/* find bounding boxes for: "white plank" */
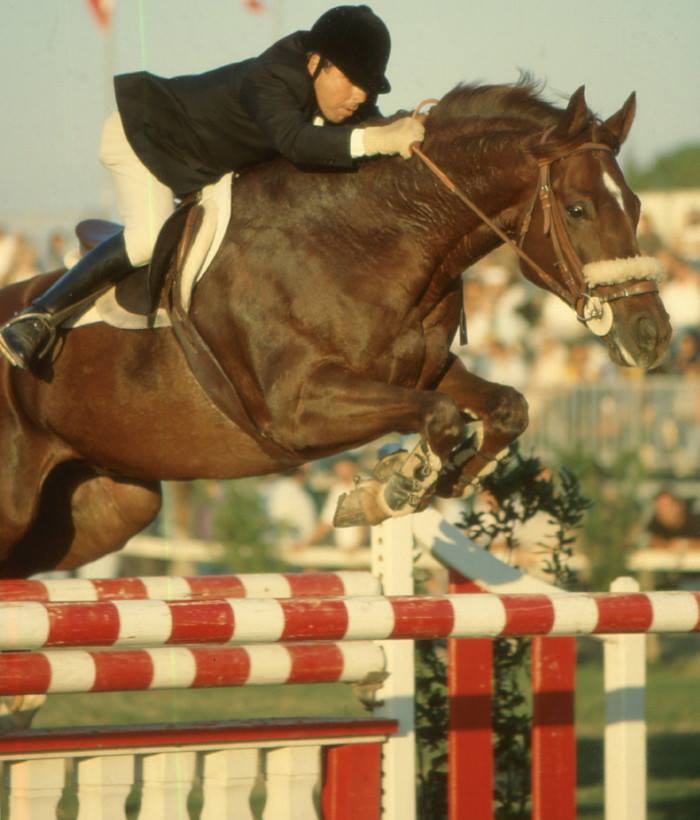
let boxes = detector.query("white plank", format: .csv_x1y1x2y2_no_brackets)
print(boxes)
373,517,416,820
263,746,320,820
138,751,196,819
8,757,65,819
76,754,134,820
200,748,258,820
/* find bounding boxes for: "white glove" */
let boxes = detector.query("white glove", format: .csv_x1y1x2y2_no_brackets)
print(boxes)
363,117,425,159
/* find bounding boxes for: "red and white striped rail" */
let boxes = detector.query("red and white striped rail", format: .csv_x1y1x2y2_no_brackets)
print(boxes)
0,571,379,602
0,641,385,695
2,590,698,650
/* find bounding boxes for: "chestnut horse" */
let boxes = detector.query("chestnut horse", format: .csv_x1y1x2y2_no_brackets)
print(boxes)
0,82,671,576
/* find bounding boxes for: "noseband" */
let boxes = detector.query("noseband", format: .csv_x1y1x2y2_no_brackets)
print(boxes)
411,101,660,336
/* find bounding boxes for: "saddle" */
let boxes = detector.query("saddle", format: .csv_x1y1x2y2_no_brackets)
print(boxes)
70,172,233,331
70,174,292,459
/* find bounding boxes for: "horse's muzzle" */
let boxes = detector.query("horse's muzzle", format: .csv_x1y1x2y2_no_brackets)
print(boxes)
607,308,672,370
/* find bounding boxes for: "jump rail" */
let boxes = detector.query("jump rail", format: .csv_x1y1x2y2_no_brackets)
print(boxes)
1,590,697,652
0,570,380,602
0,510,686,820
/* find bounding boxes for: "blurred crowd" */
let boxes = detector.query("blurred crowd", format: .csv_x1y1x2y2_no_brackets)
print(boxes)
453,208,700,389
0,226,68,288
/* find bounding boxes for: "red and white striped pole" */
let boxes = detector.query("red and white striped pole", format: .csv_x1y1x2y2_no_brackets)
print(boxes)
1,591,698,650
0,641,385,696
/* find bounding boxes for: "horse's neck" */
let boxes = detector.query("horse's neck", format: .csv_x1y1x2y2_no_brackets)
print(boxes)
411,153,531,318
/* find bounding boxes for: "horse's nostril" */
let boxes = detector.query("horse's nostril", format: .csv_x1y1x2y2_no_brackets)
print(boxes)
634,314,659,352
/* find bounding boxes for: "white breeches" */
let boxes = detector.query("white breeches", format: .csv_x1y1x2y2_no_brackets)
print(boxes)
99,111,175,267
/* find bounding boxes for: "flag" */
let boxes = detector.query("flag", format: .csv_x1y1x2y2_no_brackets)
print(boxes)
87,0,115,29
242,0,266,12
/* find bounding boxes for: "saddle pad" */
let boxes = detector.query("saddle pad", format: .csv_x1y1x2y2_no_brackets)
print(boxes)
70,173,233,330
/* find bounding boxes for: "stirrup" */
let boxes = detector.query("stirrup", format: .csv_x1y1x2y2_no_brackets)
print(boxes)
0,310,57,367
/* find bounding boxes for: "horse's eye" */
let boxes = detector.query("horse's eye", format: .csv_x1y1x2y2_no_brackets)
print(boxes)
566,203,587,220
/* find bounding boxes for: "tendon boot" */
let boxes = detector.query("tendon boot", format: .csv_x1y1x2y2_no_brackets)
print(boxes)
0,232,134,368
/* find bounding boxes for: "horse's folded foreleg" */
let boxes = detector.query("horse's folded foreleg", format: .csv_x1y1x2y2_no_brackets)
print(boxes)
287,363,466,458
282,364,467,524
431,354,529,497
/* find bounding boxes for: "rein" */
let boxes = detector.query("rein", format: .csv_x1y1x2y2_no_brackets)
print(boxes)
409,100,659,332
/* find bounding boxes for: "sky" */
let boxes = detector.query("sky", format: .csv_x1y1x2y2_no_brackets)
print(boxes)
1,0,698,237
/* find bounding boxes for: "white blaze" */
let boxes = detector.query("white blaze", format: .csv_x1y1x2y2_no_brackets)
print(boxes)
603,171,626,213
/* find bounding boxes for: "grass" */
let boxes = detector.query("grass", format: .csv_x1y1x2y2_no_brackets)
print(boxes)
21,637,700,818
576,636,700,819
32,681,368,728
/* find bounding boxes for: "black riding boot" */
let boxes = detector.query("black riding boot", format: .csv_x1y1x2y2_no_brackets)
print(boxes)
0,231,134,368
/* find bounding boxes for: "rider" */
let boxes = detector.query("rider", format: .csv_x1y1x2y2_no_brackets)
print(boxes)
0,4,424,369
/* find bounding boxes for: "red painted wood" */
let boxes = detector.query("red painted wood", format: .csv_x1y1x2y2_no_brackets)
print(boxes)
46,601,121,646
0,573,367,602
0,579,49,601
279,599,348,640
531,636,576,820
190,647,251,687
167,600,234,644
390,597,455,638
501,594,555,635
186,575,246,598
286,643,344,683
0,652,52,695
92,649,154,691
286,572,345,598
322,742,383,820
594,593,653,633
0,718,399,754
93,577,149,600
448,570,493,820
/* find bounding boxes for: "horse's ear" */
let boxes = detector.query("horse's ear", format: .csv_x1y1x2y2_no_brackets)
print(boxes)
552,85,589,140
603,92,636,146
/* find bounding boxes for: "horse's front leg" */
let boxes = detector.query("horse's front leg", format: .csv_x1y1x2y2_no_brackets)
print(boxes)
281,363,467,525
432,354,529,497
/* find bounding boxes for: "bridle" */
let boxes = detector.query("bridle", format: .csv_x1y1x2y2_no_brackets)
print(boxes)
410,100,659,334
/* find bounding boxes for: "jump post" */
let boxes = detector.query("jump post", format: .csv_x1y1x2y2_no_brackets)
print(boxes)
0,509,695,819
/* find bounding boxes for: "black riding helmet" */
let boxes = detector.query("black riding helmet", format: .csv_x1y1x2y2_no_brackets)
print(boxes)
307,5,391,95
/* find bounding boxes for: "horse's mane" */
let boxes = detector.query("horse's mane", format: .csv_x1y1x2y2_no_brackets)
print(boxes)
426,76,564,138
237,77,587,214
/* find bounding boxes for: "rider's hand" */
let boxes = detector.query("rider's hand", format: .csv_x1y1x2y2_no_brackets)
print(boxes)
363,117,425,159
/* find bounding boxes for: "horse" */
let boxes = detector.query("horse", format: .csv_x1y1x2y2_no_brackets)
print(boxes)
0,81,671,577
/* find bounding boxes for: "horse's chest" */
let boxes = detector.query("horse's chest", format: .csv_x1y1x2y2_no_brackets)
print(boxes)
385,325,450,387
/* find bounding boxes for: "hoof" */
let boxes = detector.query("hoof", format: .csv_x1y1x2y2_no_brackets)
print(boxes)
333,480,388,527
372,450,407,482
435,431,480,497
334,439,443,527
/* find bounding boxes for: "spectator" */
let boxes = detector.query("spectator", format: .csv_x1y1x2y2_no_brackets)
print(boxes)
0,227,19,287
305,456,369,553
658,250,700,334
263,467,317,550
646,488,700,551
673,208,700,264
0,234,38,286
637,212,665,256
46,230,69,270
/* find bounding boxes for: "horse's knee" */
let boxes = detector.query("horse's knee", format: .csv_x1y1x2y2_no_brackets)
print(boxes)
424,394,466,458
485,387,529,438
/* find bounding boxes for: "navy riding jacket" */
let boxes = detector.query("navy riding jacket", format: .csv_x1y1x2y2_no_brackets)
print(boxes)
114,32,380,197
